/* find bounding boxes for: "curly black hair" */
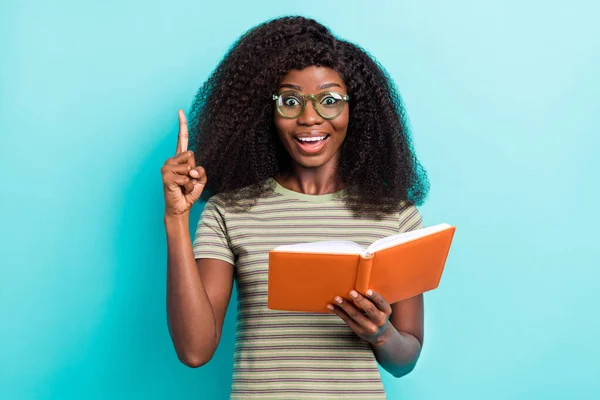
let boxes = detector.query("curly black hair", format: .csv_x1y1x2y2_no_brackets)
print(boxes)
189,16,429,217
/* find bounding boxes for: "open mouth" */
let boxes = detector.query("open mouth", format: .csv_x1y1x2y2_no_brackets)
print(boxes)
295,134,330,143
293,134,330,154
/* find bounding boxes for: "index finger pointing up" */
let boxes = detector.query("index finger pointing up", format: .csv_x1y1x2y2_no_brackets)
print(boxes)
176,109,189,155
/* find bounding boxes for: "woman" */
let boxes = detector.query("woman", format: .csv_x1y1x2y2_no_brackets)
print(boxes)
162,16,429,399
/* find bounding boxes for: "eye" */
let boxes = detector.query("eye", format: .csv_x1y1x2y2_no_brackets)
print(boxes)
284,97,300,107
280,93,302,107
320,94,341,107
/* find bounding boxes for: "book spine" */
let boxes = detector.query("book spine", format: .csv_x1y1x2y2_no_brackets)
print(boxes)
355,254,374,295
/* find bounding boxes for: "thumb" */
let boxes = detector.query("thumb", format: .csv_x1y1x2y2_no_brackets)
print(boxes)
186,180,205,204
189,166,207,185
185,167,207,203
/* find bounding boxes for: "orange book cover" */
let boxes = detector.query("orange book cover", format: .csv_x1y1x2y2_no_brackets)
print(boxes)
267,223,456,313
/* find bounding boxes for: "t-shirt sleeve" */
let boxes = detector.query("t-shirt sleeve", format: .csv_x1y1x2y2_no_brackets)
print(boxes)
192,197,235,265
398,203,424,233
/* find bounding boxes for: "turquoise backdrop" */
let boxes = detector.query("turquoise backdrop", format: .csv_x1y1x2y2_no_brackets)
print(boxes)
1,0,598,399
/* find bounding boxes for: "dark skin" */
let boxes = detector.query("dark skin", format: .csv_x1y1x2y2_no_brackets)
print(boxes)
274,67,348,194
162,66,423,377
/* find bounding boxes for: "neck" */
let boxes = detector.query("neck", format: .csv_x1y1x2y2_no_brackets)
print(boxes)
277,162,345,195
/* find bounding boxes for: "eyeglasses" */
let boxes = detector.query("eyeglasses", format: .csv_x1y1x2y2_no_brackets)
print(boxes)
272,90,350,120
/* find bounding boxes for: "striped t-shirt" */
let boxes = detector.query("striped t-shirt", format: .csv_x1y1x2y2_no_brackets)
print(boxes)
193,178,423,399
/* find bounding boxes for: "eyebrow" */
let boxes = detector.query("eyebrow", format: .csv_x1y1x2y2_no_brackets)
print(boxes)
279,83,302,90
318,82,343,90
279,82,343,91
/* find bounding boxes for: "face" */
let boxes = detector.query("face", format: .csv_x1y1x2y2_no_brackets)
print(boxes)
273,66,349,171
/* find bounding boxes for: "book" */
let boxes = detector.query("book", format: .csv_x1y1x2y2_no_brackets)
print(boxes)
267,223,456,313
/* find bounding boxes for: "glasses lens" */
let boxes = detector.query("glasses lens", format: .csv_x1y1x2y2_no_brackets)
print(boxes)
277,91,304,118
316,92,345,118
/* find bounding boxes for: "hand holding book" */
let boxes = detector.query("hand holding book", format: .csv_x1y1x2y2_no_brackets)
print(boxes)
325,288,394,344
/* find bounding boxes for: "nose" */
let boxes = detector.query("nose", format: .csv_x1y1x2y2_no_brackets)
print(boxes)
297,99,323,126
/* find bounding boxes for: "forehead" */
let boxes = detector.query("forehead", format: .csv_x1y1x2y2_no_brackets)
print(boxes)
279,66,346,91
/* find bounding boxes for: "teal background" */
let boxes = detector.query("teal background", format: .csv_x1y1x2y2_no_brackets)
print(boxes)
1,0,599,399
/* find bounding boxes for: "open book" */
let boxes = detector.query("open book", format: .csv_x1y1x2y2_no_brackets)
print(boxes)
267,223,456,313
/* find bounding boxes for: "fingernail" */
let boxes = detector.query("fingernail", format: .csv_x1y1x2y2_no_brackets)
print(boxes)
349,290,358,298
190,170,198,177
327,304,334,311
366,290,373,296
335,297,342,304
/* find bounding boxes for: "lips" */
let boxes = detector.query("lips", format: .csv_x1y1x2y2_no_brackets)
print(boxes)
295,134,328,143
293,133,331,155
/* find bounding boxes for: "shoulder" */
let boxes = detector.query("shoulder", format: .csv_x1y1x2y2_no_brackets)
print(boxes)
203,192,227,209
198,193,232,227
398,201,424,232
202,178,278,215
201,193,228,215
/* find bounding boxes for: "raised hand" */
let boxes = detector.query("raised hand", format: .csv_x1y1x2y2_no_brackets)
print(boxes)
161,110,207,217
327,289,394,345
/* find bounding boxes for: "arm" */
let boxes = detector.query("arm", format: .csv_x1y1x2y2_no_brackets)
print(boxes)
370,294,424,377
369,203,425,376
162,110,235,368
328,290,424,378
165,213,234,368
330,205,425,376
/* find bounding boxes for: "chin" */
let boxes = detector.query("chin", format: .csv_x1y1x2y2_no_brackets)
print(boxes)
290,154,337,169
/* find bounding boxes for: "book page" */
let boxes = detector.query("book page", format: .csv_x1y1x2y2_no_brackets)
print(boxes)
366,223,453,254
272,240,366,255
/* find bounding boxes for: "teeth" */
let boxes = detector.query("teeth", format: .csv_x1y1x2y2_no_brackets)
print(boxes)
297,136,327,142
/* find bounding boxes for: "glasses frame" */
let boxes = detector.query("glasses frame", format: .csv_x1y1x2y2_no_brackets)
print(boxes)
272,90,350,120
